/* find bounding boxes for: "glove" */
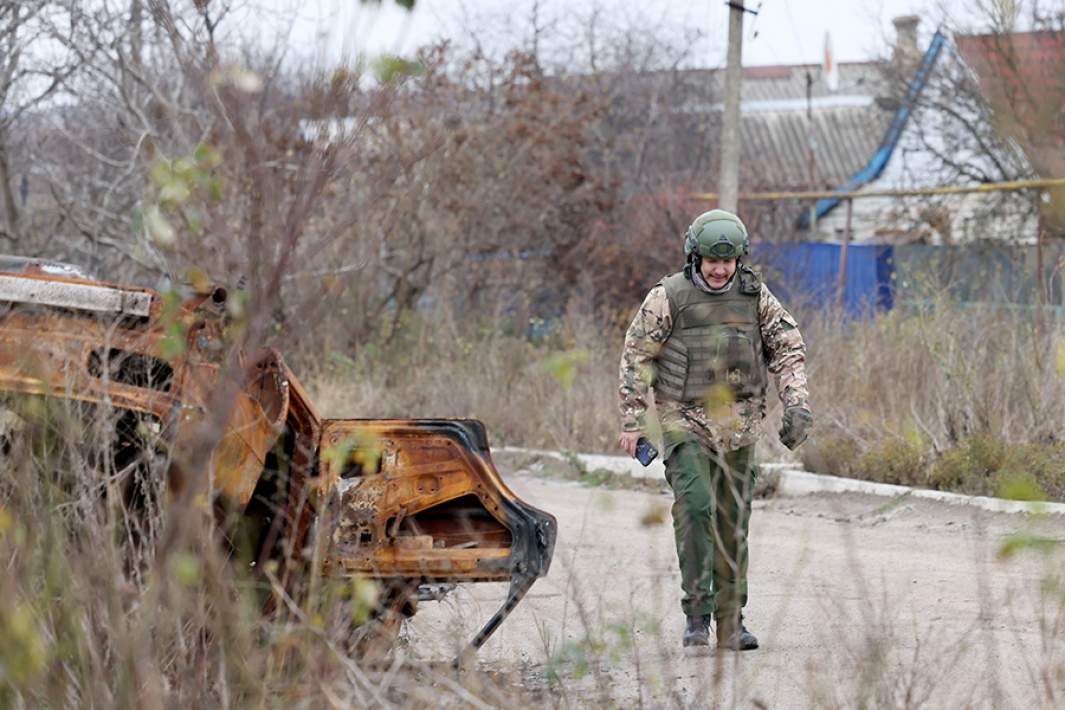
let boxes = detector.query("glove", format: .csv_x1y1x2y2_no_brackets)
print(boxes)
779,406,813,450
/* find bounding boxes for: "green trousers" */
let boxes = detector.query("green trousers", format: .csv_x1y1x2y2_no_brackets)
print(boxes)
664,440,755,618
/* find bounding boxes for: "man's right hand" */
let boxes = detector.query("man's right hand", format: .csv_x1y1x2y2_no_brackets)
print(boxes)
618,431,642,458
779,406,813,450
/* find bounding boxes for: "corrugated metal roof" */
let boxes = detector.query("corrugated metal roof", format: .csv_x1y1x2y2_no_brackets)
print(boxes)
675,61,885,105
739,105,888,187
568,60,893,191
668,62,892,189
634,61,884,109
740,62,885,102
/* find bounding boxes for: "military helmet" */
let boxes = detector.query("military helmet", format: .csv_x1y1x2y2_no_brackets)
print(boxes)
684,209,749,260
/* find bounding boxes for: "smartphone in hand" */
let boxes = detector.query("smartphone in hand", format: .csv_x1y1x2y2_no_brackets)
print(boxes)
634,436,659,466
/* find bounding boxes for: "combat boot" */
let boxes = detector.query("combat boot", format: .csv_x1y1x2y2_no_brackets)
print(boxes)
682,614,711,647
715,613,759,651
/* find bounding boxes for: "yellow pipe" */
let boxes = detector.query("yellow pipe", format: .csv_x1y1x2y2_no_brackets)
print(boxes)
693,177,1065,202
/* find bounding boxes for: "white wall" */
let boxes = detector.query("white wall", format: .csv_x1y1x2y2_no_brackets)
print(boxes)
810,42,1040,245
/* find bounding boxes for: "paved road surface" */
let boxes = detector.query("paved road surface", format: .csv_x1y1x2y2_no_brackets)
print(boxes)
406,467,1065,708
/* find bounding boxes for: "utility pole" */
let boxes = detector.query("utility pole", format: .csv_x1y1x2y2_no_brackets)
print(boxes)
718,1,748,212
805,70,818,233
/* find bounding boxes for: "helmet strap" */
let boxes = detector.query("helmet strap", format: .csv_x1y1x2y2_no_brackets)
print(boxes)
684,253,700,281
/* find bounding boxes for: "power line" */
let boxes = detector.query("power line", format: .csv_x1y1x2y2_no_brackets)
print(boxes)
745,0,764,41
781,0,807,62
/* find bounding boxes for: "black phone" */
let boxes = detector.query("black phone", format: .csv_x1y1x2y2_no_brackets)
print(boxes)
635,436,659,466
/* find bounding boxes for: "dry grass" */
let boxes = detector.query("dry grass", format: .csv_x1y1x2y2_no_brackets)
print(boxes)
3,297,1064,706
301,308,623,455
299,297,1065,502
0,394,537,707
800,298,1065,502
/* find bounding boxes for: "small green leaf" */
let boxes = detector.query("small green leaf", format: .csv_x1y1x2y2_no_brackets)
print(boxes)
145,205,176,247
160,322,187,358
998,533,1060,559
183,207,205,234
170,552,201,586
209,65,263,93
540,349,589,391
640,501,669,527
186,266,211,292
206,176,224,203
0,604,51,688
149,160,173,187
130,207,144,238
328,350,356,371
226,289,248,320
370,54,425,84
194,143,222,169
173,156,196,178
351,577,380,625
351,429,383,472
322,439,355,473
159,179,191,205
547,641,591,682
996,472,1047,502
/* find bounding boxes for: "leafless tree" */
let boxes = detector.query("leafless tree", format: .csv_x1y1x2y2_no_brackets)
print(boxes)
0,1,80,246
879,3,1065,243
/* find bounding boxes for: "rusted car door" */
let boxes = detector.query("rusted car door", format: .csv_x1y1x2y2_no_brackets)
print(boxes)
318,418,557,652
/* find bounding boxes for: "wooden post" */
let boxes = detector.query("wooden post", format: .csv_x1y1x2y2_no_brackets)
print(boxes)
837,198,853,310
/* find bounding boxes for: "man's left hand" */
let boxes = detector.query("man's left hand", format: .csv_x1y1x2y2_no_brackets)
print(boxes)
779,406,813,450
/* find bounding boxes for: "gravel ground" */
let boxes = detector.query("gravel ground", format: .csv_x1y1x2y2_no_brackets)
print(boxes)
404,465,1065,708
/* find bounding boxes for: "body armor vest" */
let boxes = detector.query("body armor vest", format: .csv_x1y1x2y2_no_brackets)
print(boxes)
654,268,767,405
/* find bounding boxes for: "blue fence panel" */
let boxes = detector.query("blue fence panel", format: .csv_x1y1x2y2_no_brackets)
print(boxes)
750,242,895,317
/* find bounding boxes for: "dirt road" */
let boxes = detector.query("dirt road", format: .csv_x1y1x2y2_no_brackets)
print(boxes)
406,466,1065,708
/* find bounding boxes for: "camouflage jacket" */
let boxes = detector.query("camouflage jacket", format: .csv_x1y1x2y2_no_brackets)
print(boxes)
618,273,809,454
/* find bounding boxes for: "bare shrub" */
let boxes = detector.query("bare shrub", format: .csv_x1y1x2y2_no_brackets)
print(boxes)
298,290,1065,504
799,296,1065,499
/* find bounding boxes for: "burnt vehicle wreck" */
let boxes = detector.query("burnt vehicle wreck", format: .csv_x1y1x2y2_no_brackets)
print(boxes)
0,256,556,657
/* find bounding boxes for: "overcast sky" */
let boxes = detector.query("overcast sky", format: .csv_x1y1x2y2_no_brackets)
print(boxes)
264,0,984,70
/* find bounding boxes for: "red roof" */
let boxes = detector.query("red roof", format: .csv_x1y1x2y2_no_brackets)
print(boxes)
742,65,796,80
955,31,1065,174
956,30,1065,101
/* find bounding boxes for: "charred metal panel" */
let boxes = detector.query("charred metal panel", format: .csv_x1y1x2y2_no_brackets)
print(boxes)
0,274,152,317
320,419,556,584
0,314,181,419
0,261,558,657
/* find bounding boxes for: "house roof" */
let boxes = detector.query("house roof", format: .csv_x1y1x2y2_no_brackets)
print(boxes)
670,61,892,188
955,30,1065,110
954,30,1065,176
736,62,884,104
740,102,886,188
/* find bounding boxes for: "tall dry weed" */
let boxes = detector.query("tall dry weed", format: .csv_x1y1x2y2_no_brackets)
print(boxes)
0,387,538,707
299,296,1065,501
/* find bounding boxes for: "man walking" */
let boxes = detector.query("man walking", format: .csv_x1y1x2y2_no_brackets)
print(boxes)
618,209,811,650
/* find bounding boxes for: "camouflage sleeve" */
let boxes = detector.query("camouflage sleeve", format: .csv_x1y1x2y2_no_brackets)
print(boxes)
618,285,672,432
759,284,810,410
